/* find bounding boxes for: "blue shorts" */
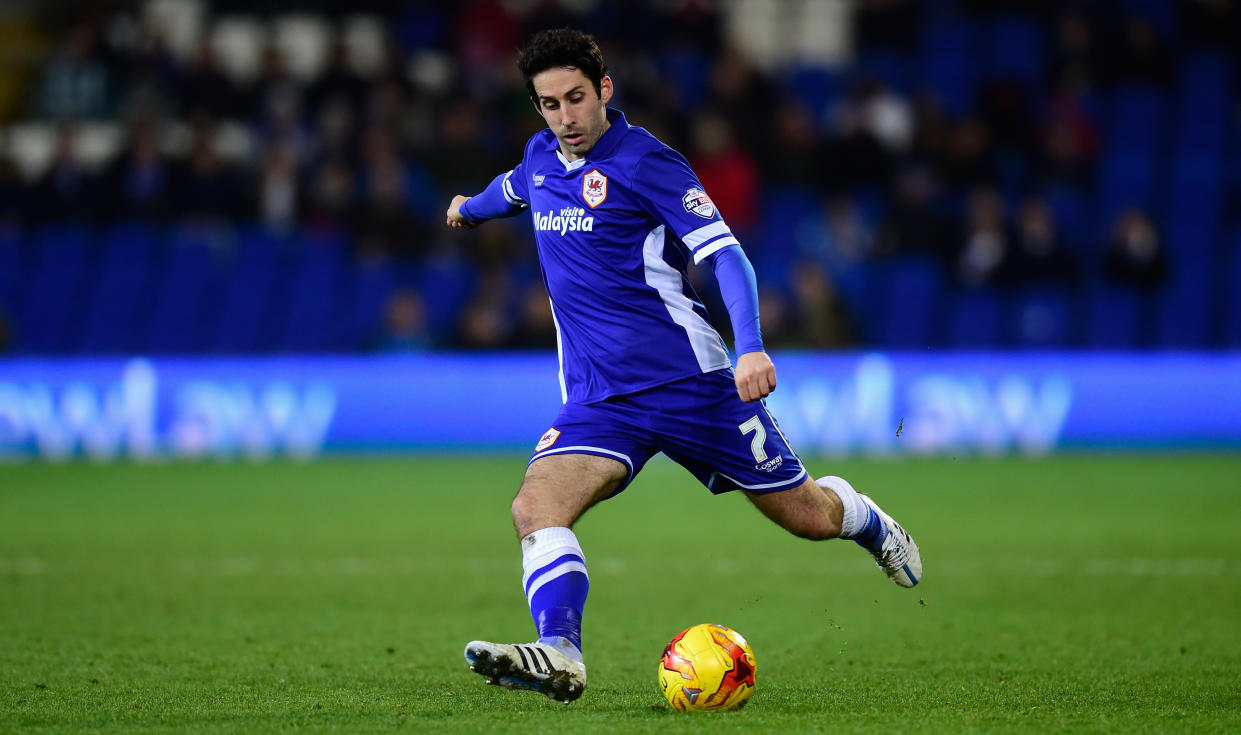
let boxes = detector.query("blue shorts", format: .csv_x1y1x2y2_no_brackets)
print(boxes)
528,369,807,495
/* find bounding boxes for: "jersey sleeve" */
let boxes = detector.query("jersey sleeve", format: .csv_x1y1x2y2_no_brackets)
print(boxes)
631,147,741,264
458,164,530,223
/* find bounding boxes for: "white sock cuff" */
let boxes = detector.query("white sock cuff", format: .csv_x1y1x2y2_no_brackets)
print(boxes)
521,526,585,570
817,475,863,538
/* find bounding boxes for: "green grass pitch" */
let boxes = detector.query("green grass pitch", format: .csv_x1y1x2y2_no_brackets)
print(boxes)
2,454,1240,734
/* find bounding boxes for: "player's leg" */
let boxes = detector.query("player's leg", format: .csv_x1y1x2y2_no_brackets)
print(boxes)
466,402,653,703
746,475,922,587
512,452,626,659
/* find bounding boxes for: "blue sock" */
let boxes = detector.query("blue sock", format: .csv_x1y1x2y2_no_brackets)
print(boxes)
852,503,887,552
521,527,589,660
818,475,888,552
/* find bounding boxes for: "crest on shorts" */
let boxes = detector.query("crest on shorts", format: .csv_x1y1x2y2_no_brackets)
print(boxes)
682,188,715,218
582,169,607,208
535,427,561,452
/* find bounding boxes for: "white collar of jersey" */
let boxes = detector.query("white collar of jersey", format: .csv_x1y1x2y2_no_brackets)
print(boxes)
556,152,588,171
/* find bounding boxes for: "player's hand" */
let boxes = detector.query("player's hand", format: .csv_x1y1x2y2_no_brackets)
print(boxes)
446,195,478,229
735,351,776,403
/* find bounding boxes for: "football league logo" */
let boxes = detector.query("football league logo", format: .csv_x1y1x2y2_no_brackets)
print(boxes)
582,170,608,208
683,188,716,218
535,427,561,452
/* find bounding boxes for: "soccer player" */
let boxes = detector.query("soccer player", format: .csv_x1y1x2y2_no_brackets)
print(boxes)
445,28,921,704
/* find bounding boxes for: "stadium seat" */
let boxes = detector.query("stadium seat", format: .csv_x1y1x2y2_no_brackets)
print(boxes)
1165,154,1223,237
858,50,912,93
345,259,396,350
1006,286,1073,348
275,230,347,351
783,65,845,120
985,15,1043,82
77,224,159,353
271,14,332,82
1096,152,1155,227
1085,283,1147,349
944,287,1002,348
1155,262,1212,348
0,226,19,313
864,255,945,349
210,16,265,83
919,17,976,116
209,227,283,353
1225,234,1241,348
1106,85,1166,155
16,226,88,353
142,231,217,353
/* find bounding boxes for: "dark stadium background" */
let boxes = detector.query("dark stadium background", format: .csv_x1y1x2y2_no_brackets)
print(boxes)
1,0,1238,355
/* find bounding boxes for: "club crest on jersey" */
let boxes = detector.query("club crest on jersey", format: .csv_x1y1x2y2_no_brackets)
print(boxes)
682,188,715,218
582,169,607,208
535,427,561,452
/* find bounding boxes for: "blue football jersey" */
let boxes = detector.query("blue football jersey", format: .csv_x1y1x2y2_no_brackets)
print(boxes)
466,109,745,404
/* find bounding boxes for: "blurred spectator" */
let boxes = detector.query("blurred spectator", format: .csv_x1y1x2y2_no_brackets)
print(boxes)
687,110,759,234
1049,10,1100,92
941,117,997,189
356,124,432,261
510,283,557,350
1105,210,1168,289
877,164,954,260
0,153,26,226
853,0,921,51
788,263,854,347
1038,84,1099,190
1104,16,1173,87
100,118,173,223
999,196,1076,284
371,286,431,352
0,306,10,353
1181,0,1241,51
797,194,876,271
761,100,825,190
309,40,367,117
112,29,178,122
178,40,236,118
249,46,308,157
304,155,358,231
825,77,906,190
706,45,778,161
954,187,1009,286
173,126,245,223
36,23,110,120
457,267,521,349
29,126,96,223
252,143,301,233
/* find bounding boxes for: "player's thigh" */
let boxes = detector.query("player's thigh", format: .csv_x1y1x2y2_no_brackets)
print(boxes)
744,475,842,540
513,453,629,534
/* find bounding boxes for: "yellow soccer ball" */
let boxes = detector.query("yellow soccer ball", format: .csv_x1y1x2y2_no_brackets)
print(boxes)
658,623,756,712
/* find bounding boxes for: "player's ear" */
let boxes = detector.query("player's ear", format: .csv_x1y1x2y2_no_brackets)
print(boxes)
599,75,613,105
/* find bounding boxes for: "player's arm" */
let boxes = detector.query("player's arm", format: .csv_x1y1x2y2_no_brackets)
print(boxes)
445,169,529,229
705,245,776,403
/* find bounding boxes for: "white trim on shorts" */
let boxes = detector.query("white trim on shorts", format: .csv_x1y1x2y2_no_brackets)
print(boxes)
529,445,636,486
709,466,808,493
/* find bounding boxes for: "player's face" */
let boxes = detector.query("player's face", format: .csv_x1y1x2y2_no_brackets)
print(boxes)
532,67,613,161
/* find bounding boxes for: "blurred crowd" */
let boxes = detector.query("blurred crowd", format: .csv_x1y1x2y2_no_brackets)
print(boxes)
1,0,1239,353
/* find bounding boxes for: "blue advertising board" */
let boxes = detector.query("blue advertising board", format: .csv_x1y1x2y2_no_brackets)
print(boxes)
0,352,1237,460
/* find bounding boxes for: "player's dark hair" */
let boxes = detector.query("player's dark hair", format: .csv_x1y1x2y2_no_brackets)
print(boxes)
517,28,608,103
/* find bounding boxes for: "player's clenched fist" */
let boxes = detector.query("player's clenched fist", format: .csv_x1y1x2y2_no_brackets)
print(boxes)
734,351,776,402
446,195,478,229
